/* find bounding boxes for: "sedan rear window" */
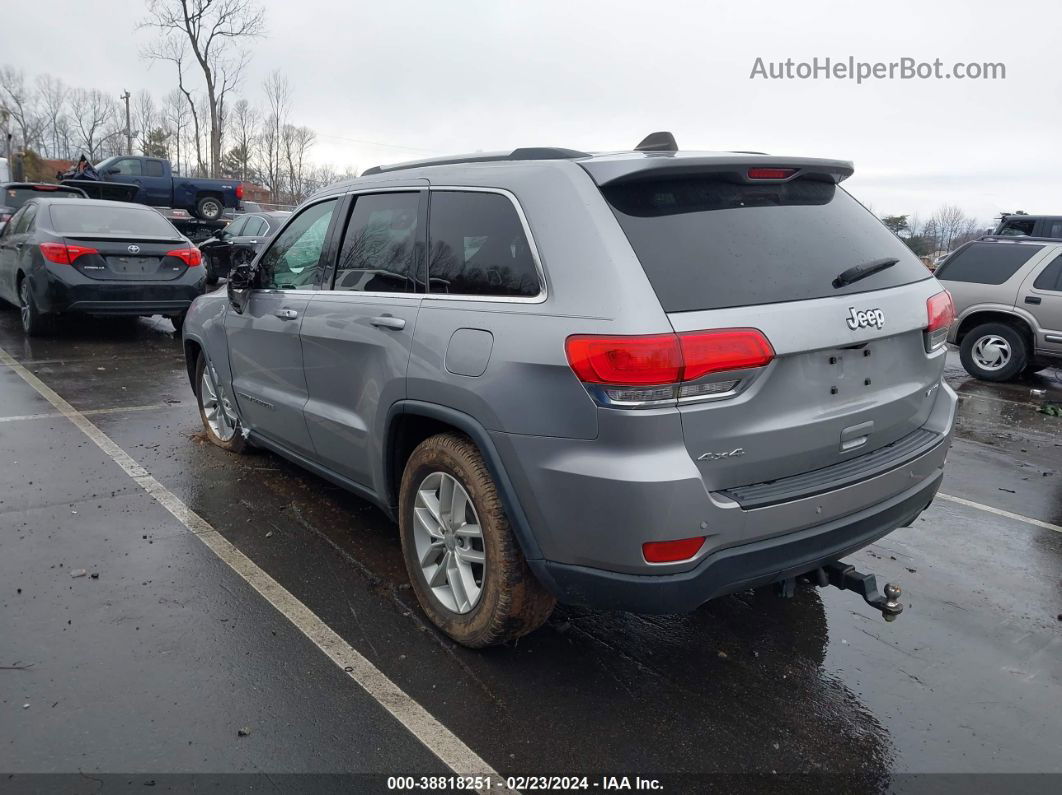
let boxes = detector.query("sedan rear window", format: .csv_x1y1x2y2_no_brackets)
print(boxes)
602,177,930,312
48,204,180,238
4,185,84,210
934,242,1041,285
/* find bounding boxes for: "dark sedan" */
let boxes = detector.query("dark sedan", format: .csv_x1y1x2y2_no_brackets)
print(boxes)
1,182,88,231
199,210,290,284
0,198,206,335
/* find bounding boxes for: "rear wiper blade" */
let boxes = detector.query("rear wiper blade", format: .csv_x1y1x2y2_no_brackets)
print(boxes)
832,257,899,289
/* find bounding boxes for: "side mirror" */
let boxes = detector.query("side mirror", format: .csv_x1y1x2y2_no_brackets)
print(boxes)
105,167,121,175
227,262,256,313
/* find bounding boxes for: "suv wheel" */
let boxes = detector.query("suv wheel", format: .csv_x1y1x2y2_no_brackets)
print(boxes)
194,352,247,453
959,322,1028,382
398,433,555,647
19,277,53,337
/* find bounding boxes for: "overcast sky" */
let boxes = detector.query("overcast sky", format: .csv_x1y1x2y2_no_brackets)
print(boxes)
6,0,1060,224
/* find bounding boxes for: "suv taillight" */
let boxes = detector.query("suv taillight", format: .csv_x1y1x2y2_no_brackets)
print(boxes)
925,290,956,352
565,328,774,407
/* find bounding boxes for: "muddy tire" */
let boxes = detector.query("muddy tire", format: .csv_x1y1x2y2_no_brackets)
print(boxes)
959,322,1028,382
194,352,248,453
399,433,555,647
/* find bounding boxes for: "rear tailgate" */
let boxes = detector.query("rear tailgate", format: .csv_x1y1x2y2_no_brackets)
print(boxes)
595,159,947,494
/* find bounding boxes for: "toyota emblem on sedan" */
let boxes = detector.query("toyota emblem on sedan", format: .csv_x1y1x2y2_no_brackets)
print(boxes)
127,245,141,254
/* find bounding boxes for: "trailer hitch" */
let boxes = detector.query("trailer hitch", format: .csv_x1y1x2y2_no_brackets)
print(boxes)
813,561,904,621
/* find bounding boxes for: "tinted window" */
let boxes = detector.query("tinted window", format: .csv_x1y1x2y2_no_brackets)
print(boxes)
996,219,1035,236
258,199,337,290
935,242,1041,285
333,192,421,293
225,216,248,236
603,178,929,312
1032,255,1062,291
49,204,180,237
13,204,36,234
110,159,142,177
3,185,83,210
1049,221,1062,239
144,160,165,178
244,217,268,237
427,191,540,297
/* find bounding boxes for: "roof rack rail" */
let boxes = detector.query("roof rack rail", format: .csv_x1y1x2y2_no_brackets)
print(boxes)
361,147,589,176
978,234,1061,244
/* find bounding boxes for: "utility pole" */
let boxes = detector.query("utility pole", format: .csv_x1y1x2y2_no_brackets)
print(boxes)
121,90,133,155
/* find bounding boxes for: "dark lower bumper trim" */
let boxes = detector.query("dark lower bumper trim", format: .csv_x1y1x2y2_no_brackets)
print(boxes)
530,470,943,613
65,300,192,316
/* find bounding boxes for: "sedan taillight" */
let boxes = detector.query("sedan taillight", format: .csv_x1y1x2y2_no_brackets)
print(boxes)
166,247,202,266
39,242,98,264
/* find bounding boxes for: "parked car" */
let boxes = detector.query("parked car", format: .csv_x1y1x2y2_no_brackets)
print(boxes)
936,238,1062,380
993,214,1062,239
1,182,88,232
62,155,243,221
0,198,206,335
199,211,291,285
182,138,957,647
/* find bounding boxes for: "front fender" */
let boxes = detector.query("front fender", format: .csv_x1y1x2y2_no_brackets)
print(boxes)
183,291,233,395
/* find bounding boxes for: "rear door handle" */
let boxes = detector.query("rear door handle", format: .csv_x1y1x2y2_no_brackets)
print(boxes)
370,315,406,330
274,308,299,320
1025,296,1042,305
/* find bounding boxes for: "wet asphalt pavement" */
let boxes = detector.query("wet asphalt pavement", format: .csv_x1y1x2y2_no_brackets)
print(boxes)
1,308,1060,789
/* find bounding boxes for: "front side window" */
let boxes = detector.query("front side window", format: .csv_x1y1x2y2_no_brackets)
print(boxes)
333,192,422,293
427,191,540,297
110,159,143,177
258,199,337,290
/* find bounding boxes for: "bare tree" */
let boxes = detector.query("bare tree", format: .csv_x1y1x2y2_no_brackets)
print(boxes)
69,88,117,160
226,97,258,181
132,89,158,154
283,124,315,201
0,66,45,152
163,88,190,174
257,70,290,200
36,74,69,158
140,0,265,177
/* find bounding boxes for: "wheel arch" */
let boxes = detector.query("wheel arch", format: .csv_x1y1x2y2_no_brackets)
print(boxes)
955,309,1035,348
384,401,543,561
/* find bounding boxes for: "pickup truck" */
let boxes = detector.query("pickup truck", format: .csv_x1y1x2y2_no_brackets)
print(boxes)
65,156,243,222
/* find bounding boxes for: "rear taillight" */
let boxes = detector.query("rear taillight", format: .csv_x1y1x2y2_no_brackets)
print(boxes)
39,242,98,264
166,247,202,266
747,168,796,180
643,536,706,564
235,183,244,200
924,290,956,352
565,328,774,407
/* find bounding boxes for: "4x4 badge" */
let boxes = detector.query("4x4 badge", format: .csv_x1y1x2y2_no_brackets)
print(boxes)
846,307,885,330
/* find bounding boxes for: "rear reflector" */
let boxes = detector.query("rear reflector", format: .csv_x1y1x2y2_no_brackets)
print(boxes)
39,242,98,264
924,290,956,352
166,247,202,266
565,329,774,387
643,536,706,563
747,168,796,180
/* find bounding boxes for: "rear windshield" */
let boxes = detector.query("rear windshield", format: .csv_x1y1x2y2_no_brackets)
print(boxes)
602,177,930,312
48,204,179,238
934,242,1042,285
4,185,83,210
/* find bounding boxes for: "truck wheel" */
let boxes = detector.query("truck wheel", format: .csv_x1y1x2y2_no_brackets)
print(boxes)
194,352,247,453
398,433,555,648
195,196,223,222
959,322,1028,382
19,276,53,337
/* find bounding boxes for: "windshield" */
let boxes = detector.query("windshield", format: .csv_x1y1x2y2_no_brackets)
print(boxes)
49,204,181,238
4,185,84,210
602,177,931,312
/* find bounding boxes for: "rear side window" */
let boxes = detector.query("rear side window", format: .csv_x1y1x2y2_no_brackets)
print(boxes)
602,177,929,312
49,204,180,237
1048,221,1062,239
245,217,267,237
996,218,1035,236
144,160,165,178
935,242,1041,285
333,192,422,293
427,191,540,298
1033,255,1062,291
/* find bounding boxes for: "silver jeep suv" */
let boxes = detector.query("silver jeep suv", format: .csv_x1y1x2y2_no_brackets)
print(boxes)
183,136,958,647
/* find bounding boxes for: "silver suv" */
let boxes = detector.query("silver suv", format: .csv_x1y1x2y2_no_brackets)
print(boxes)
183,138,957,647
936,237,1062,380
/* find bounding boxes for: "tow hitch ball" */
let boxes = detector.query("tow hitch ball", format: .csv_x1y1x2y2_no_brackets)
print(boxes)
780,561,904,621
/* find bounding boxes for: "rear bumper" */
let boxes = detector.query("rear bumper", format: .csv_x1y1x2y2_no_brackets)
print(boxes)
531,469,942,613
34,263,205,316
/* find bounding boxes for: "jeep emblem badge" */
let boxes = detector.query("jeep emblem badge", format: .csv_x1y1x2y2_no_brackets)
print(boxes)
846,307,885,330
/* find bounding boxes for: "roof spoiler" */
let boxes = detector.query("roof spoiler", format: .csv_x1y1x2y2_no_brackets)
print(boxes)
581,155,855,186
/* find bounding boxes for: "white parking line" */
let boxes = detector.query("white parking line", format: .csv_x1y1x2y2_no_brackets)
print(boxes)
937,492,1062,535
0,344,512,795
0,402,189,423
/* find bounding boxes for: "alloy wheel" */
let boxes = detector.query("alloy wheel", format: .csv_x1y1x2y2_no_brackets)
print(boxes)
412,471,486,614
18,280,30,332
200,366,237,442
